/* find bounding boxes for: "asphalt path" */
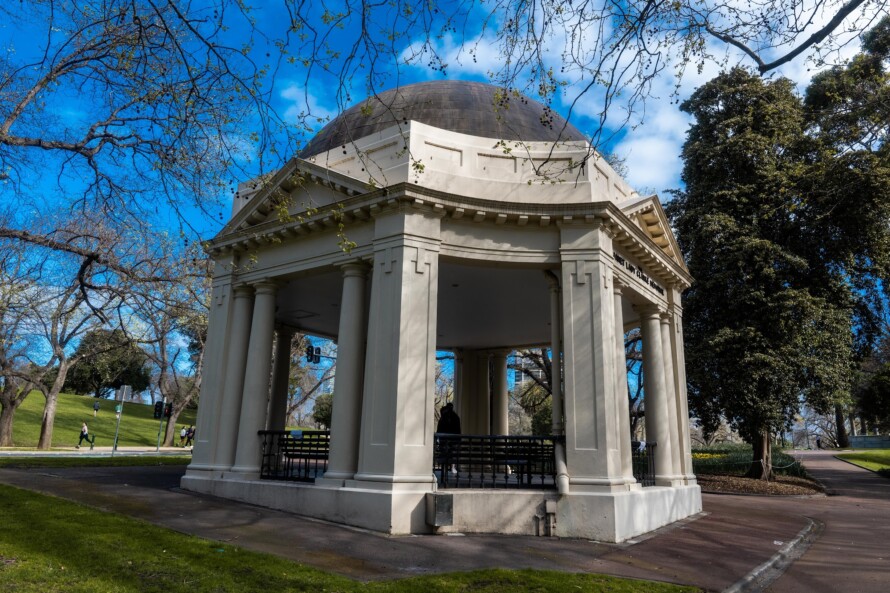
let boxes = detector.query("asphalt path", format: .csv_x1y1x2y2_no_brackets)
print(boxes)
0,449,886,592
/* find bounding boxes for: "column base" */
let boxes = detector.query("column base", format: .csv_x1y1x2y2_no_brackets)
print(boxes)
227,465,261,480
568,476,632,493
655,474,687,487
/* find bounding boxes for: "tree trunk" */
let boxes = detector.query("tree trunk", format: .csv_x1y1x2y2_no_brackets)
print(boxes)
38,363,71,449
746,430,772,480
0,385,29,446
37,392,58,449
163,413,180,447
834,404,850,448
849,412,857,437
0,401,18,447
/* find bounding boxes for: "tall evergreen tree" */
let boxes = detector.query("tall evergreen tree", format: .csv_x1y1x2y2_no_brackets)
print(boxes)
667,68,855,478
803,17,890,441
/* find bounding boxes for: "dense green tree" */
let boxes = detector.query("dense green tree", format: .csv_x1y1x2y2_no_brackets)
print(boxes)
801,18,890,447
667,68,856,479
312,392,333,430
64,329,151,399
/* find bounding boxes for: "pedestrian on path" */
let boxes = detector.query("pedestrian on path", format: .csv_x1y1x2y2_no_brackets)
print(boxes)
77,422,95,450
185,426,195,447
179,425,188,447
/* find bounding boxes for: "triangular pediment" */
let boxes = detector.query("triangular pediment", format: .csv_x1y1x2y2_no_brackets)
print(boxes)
621,194,687,271
219,158,372,238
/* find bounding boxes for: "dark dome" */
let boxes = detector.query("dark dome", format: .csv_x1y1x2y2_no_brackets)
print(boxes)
299,80,587,158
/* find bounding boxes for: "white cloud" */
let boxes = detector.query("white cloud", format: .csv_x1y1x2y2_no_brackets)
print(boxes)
280,83,337,131
399,32,503,79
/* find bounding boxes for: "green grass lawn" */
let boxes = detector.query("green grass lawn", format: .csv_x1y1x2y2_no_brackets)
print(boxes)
835,449,890,476
0,483,699,593
5,391,197,449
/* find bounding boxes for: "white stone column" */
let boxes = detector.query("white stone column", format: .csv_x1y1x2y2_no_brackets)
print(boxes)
267,326,296,432
474,351,491,434
491,351,509,435
668,287,695,483
323,262,369,482
212,284,255,470
639,306,677,486
560,224,625,491
452,350,463,420
353,210,441,499
661,313,683,479
613,284,637,487
459,350,478,433
546,273,564,435
188,266,234,472
231,281,278,476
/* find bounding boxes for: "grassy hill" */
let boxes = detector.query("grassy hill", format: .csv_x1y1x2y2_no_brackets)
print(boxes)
6,391,198,449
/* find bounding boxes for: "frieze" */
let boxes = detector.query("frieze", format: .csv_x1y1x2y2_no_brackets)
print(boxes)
612,252,665,295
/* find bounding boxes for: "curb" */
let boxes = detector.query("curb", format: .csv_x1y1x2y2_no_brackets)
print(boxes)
721,517,823,593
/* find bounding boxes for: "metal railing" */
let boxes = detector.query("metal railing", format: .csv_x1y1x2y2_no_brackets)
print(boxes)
631,441,656,487
259,430,329,482
256,429,655,489
434,434,560,489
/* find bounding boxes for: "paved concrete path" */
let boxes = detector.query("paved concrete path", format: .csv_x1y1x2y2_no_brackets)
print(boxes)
763,450,890,593
0,449,886,592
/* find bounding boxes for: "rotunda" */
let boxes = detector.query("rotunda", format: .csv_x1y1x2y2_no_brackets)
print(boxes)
182,80,701,542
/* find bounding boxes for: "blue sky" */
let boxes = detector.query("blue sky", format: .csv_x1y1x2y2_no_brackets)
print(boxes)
0,2,876,243
253,3,874,205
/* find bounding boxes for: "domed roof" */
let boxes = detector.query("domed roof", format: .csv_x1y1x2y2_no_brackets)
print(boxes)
299,80,587,158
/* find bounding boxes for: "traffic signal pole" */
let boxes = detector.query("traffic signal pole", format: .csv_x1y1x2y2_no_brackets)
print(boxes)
111,385,130,458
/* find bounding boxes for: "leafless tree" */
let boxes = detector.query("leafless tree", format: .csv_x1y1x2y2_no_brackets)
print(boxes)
285,334,335,427
130,242,210,445
0,242,41,445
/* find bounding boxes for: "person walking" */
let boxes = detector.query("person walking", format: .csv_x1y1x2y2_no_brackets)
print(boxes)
93,400,100,417
179,425,188,447
77,422,95,450
436,402,461,475
184,426,195,447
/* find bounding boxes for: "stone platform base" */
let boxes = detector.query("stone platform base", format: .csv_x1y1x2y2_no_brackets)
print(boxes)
181,470,701,543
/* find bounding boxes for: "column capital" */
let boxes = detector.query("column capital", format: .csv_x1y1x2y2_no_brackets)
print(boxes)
251,279,280,295
544,270,561,291
660,312,672,325
338,260,370,277
613,278,626,295
232,284,255,298
634,303,663,319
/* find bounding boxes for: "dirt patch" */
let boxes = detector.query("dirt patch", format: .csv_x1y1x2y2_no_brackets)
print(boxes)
697,474,824,496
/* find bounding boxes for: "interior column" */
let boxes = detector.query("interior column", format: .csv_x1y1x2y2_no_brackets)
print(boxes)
491,351,509,435
231,281,278,476
323,262,369,482
458,350,478,433
668,286,695,483
613,283,637,487
474,351,491,434
546,272,564,435
452,350,463,420
213,284,254,470
660,312,683,479
639,305,677,486
267,326,296,431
